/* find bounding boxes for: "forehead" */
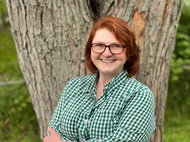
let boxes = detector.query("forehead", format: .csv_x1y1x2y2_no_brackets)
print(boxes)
92,28,120,44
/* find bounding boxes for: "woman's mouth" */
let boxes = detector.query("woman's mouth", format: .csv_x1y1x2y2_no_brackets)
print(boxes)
100,59,116,63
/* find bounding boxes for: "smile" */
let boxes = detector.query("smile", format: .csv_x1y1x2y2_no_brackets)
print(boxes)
100,59,116,63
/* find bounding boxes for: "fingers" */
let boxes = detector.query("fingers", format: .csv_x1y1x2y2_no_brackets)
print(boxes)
44,127,63,142
47,127,56,135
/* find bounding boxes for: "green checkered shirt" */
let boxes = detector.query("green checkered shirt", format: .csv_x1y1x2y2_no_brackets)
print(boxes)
49,70,156,142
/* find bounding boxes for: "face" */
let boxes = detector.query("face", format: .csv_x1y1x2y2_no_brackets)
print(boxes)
91,28,127,77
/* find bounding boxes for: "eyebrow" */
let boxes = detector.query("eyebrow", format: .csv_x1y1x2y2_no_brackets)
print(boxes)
92,41,121,44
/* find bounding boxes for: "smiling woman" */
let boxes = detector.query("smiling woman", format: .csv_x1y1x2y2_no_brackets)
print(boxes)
44,16,156,142
85,17,140,78
90,28,128,83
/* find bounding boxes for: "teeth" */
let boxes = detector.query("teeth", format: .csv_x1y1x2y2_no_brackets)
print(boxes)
101,59,115,62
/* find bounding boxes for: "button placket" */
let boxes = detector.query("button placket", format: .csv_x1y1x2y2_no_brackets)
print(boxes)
84,119,88,125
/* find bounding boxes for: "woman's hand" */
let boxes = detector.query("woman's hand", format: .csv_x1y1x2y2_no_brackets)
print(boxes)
43,127,67,142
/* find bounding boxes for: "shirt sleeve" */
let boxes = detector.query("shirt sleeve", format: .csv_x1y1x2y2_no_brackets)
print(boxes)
48,82,70,141
86,88,156,142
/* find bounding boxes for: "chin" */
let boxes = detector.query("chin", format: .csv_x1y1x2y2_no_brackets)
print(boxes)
100,70,117,75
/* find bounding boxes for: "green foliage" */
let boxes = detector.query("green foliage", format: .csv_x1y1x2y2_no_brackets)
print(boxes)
164,0,190,141
0,84,41,142
0,29,21,81
167,0,190,115
0,0,6,13
0,28,41,142
0,0,9,28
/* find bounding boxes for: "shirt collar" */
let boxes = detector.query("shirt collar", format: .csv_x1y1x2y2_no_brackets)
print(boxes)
83,72,97,94
103,70,128,91
83,70,128,94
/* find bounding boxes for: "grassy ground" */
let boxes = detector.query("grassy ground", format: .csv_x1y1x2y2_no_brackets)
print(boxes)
0,29,21,81
164,110,190,142
0,28,41,142
0,28,189,141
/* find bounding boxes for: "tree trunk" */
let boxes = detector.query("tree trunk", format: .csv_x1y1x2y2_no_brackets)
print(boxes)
5,0,182,141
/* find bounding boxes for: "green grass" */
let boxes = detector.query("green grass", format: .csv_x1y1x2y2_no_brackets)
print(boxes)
0,28,41,142
164,74,190,142
0,29,21,81
164,115,190,142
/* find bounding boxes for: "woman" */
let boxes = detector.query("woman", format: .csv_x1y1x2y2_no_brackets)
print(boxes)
44,16,156,142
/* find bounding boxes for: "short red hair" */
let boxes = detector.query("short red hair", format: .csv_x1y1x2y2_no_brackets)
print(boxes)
85,16,140,77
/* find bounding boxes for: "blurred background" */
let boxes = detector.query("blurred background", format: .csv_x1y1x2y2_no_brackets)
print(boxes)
0,0,189,142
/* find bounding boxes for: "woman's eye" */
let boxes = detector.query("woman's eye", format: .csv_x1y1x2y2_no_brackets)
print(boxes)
96,44,104,47
112,44,121,48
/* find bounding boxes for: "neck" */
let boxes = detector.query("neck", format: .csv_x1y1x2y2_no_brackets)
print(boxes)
98,73,114,86
96,73,114,100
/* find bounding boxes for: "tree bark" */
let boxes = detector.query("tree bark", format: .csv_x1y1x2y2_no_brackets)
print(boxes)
6,0,182,141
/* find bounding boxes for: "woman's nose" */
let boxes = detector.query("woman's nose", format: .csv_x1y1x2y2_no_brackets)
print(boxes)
102,47,113,56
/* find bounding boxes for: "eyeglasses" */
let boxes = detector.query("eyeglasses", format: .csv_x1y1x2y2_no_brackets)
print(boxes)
91,43,126,54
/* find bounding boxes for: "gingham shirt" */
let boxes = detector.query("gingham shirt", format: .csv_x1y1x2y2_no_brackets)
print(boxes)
49,70,156,142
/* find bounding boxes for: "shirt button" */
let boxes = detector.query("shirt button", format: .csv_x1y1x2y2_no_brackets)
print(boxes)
84,119,88,125
80,138,86,142
100,109,105,113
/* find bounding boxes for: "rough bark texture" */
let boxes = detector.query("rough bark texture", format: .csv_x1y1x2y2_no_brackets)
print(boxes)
6,0,182,141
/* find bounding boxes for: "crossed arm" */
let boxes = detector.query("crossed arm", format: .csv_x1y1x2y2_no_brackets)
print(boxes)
43,127,67,142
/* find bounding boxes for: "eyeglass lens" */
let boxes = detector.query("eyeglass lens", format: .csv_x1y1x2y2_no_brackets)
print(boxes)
92,43,125,54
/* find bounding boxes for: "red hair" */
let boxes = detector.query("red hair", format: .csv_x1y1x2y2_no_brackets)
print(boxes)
85,16,140,77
